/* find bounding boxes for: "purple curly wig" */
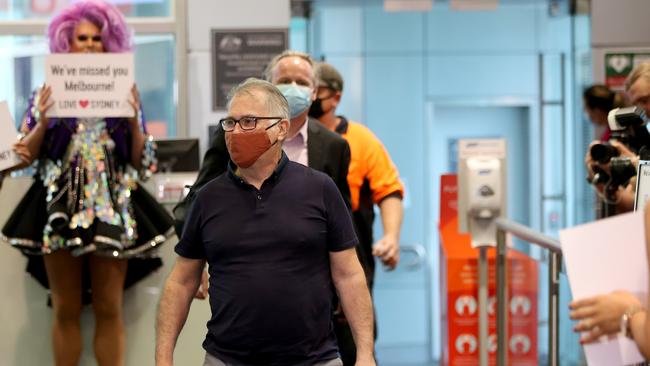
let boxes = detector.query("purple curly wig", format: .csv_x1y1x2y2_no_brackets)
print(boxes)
47,1,132,53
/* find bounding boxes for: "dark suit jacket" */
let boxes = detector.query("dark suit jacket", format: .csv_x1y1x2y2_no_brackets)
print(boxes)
172,117,351,236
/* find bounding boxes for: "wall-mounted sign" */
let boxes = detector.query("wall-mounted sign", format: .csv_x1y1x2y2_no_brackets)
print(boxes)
211,29,288,111
605,52,650,91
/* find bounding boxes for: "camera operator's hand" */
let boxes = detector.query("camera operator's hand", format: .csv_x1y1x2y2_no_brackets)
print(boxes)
587,140,638,178
610,140,640,168
609,179,636,213
585,140,611,189
585,140,600,182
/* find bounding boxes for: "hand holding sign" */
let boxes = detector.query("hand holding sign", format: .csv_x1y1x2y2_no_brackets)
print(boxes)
127,84,142,129
12,141,32,167
45,53,135,118
0,101,24,172
33,84,54,126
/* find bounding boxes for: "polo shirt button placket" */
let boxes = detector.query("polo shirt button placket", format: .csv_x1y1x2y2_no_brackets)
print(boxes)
256,193,262,200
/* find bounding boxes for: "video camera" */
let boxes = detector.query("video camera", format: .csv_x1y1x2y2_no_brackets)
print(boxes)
589,106,646,164
589,157,637,186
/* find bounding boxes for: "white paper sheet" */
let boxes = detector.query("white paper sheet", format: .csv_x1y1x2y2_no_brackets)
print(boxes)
45,53,134,118
560,210,648,366
0,101,21,172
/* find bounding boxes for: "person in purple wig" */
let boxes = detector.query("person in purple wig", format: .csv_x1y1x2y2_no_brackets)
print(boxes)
47,0,132,54
2,2,173,365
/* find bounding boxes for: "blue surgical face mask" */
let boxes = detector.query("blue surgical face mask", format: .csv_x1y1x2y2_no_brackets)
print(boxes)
276,83,312,119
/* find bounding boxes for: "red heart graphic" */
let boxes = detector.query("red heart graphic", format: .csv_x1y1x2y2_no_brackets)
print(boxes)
79,100,89,108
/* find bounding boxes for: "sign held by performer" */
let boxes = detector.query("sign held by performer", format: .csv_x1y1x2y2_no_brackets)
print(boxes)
0,101,22,172
45,53,134,118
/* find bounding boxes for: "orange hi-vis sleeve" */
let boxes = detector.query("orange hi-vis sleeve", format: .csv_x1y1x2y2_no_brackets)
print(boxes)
342,121,404,211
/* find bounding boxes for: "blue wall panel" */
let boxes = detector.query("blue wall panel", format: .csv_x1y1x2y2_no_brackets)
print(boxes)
364,5,424,54
426,54,538,97
365,55,425,248
321,55,365,122
425,3,538,52
537,11,573,52
312,5,363,56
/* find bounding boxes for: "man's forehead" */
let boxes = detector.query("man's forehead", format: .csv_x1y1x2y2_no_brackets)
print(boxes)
275,56,311,73
229,93,267,114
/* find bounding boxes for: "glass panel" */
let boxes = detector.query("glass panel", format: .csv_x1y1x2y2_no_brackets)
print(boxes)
543,199,563,239
543,104,564,197
0,34,176,136
0,35,47,127
542,53,563,103
134,34,176,137
0,0,171,20
572,14,595,226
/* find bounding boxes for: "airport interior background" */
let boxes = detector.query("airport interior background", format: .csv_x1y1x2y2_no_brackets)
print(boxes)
0,0,643,365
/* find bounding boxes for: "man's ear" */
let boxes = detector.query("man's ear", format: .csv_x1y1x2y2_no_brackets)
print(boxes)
310,86,318,101
332,91,342,107
277,119,290,141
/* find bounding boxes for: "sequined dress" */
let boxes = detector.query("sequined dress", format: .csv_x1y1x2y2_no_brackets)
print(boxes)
1,102,173,290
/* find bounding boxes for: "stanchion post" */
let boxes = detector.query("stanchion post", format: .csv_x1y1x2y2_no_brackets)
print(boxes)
478,246,489,366
549,251,561,366
496,228,508,366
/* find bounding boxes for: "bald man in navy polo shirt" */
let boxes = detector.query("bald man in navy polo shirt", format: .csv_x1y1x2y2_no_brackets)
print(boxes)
155,78,375,366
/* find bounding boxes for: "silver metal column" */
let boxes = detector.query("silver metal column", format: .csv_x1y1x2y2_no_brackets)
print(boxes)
478,246,489,366
496,228,508,366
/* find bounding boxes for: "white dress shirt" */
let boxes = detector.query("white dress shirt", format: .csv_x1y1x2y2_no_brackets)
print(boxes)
282,117,309,166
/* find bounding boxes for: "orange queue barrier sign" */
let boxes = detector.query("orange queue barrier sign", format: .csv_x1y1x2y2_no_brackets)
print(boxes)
439,175,538,365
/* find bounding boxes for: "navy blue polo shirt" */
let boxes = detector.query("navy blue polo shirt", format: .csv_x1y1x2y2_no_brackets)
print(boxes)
175,153,358,365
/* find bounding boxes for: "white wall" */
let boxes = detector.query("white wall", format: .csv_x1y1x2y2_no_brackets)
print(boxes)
591,0,650,48
591,0,650,83
186,0,290,154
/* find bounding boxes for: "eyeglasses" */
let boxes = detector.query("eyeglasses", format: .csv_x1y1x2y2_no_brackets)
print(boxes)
220,116,283,132
77,35,102,43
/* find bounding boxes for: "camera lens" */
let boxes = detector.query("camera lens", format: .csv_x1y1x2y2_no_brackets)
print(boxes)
609,157,637,186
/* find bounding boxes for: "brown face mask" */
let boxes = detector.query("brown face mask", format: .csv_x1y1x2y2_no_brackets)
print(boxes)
226,122,280,168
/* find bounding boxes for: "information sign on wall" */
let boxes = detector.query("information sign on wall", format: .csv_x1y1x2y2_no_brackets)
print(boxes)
605,52,650,91
211,29,288,110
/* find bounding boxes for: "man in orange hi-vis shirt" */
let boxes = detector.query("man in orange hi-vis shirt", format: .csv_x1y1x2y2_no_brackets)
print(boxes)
310,62,405,366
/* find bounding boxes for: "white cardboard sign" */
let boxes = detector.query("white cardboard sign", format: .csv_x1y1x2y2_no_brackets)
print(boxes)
560,210,648,365
0,101,22,171
45,53,134,118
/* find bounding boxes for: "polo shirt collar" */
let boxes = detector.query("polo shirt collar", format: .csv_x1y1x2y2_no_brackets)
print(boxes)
227,151,290,187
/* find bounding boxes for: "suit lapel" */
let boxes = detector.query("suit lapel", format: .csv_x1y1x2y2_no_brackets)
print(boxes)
307,118,325,170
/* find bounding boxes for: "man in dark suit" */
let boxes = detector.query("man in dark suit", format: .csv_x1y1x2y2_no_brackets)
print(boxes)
173,50,351,241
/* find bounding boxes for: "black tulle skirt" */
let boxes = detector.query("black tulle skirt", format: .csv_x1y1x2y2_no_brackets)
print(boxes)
1,179,173,291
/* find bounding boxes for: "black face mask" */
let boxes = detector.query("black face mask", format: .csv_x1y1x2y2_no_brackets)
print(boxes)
308,98,326,119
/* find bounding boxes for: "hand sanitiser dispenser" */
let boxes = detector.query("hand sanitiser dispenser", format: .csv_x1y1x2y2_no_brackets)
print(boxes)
457,139,507,248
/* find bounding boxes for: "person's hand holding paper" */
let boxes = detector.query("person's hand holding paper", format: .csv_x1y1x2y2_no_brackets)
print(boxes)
0,101,24,172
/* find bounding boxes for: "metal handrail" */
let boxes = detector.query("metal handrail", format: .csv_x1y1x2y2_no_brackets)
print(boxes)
495,218,562,253
494,218,562,366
